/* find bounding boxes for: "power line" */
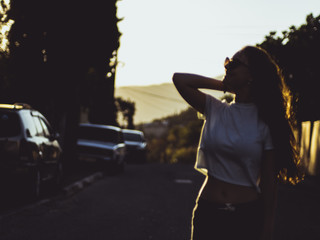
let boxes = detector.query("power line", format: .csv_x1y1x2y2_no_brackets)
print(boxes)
120,87,185,103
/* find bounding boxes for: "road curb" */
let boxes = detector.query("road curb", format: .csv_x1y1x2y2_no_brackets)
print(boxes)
62,172,104,196
0,172,104,219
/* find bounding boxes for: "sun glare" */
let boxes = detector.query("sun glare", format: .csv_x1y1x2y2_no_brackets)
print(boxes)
0,0,14,53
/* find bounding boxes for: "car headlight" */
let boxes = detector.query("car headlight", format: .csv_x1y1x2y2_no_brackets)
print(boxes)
137,143,146,150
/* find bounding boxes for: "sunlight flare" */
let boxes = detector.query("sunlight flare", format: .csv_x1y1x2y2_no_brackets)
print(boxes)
0,0,14,53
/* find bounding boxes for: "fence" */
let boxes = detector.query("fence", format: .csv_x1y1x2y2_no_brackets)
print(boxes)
300,121,320,176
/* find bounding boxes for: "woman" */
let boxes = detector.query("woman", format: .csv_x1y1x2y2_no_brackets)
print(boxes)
172,46,303,240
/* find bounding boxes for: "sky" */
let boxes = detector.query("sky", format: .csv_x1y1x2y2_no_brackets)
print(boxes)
115,0,320,87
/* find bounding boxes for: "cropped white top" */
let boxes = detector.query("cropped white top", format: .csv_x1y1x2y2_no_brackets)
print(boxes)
196,94,274,192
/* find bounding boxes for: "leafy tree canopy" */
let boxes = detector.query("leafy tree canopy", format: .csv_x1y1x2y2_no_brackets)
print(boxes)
258,13,320,122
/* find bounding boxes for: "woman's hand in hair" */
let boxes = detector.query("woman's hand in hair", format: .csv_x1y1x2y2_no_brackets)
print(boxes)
172,73,224,114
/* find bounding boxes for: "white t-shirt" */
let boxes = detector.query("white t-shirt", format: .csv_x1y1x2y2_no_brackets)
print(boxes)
196,94,274,192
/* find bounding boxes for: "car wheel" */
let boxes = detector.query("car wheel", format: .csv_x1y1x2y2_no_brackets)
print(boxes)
52,162,63,192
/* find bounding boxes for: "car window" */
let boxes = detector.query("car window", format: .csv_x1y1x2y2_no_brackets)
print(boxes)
0,111,21,137
78,126,119,143
21,111,38,137
39,118,51,138
32,116,45,137
123,132,144,142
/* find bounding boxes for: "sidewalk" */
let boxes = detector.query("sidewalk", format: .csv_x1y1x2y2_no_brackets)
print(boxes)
60,163,104,196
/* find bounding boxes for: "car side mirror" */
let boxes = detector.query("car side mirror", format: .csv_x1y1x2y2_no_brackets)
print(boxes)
50,132,60,141
55,132,60,139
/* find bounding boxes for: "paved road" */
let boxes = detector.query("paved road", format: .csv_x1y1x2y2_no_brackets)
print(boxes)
0,163,204,240
0,163,319,240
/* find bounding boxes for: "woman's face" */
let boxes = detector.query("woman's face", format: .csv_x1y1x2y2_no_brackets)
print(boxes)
223,50,253,92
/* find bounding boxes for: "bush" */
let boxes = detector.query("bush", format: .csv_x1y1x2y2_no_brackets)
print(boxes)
144,107,203,164
170,146,197,164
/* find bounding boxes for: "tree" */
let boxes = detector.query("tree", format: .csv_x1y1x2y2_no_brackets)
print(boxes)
115,97,135,129
1,0,121,166
0,0,13,96
258,13,320,122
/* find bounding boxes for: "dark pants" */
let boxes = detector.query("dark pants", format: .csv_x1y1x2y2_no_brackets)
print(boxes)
191,197,263,240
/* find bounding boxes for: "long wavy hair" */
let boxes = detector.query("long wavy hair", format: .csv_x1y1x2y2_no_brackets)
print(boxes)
242,45,304,184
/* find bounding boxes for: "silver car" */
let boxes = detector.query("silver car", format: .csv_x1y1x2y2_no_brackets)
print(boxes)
76,123,126,173
0,103,62,199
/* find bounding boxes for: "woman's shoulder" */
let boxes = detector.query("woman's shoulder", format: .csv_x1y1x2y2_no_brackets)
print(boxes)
204,94,228,116
205,94,229,108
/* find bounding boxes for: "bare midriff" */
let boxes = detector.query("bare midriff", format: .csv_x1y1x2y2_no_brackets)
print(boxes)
199,175,260,204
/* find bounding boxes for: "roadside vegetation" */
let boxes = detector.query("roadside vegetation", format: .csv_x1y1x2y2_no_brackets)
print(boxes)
142,94,234,164
144,107,202,164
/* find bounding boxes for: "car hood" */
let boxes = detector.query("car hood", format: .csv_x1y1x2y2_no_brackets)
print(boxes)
77,139,118,150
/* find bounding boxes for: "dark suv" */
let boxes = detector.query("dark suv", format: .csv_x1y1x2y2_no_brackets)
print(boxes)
123,129,147,163
0,103,62,199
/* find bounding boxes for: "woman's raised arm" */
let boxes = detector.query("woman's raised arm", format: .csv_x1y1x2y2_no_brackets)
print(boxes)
172,73,225,114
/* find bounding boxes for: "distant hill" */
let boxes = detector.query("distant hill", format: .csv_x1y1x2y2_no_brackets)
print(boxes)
115,81,225,124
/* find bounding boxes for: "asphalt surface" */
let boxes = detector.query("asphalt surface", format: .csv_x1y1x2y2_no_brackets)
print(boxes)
0,163,319,240
0,163,204,240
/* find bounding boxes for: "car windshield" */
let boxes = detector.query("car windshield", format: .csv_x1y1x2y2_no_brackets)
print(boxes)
78,126,119,143
0,111,21,137
123,132,144,142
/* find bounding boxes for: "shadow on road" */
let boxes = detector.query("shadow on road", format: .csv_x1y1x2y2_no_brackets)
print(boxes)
0,162,101,216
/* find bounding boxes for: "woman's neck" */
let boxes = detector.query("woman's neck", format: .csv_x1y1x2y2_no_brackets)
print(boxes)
235,88,253,103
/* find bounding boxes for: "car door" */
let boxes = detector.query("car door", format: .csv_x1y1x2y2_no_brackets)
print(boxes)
38,116,61,163
32,114,60,180
117,130,126,162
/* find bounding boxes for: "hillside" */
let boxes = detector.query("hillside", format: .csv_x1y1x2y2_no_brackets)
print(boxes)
115,81,225,124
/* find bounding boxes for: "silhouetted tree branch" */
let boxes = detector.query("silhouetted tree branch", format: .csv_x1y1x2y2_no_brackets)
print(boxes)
258,13,320,122
115,97,135,129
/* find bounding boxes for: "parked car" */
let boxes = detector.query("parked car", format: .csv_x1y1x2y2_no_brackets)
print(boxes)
76,123,126,173
122,129,147,163
0,103,63,199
